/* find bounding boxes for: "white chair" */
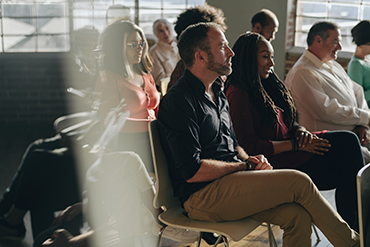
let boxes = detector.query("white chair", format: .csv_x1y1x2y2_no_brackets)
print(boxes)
357,163,370,247
148,119,278,247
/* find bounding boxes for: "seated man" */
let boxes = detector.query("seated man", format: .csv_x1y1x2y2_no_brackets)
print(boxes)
285,21,370,163
250,8,279,42
157,22,359,246
168,7,279,91
167,3,227,91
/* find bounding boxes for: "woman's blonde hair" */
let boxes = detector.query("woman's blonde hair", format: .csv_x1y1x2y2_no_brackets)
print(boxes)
97,19,153,79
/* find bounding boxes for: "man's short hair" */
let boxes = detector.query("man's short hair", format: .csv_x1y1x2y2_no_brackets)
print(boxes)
307,21,339,47
174,4,226,41
251,9,277,28
178,22,220,69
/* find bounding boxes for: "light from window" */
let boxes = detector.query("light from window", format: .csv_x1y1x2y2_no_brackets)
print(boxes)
295,0,370,51
0,0,205,53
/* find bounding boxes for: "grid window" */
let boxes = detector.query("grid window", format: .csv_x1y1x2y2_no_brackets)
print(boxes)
0,0,205,53
295,0,370,51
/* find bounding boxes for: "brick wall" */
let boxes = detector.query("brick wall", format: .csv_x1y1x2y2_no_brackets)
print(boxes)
0,52,94,136
0,27,100,137
286,0,297,49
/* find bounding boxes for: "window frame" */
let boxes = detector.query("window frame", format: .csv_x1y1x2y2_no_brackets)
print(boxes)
294,0,370,53
0,0,204,53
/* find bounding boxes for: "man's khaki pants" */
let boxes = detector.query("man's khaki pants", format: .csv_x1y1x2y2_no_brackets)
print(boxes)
184,169,359,247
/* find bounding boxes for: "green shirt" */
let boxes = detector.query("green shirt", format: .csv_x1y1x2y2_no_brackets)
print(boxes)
348,56,370,106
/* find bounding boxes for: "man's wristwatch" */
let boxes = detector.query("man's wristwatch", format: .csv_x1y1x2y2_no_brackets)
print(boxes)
244,160,253,171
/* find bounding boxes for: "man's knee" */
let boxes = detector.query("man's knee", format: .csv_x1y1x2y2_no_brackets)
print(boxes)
252,203,312,232
281,169,313,186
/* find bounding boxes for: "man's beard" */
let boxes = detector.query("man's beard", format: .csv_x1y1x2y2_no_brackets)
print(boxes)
207,53,232,76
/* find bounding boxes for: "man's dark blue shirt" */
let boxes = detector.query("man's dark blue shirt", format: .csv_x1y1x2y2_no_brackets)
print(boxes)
157,69,240,205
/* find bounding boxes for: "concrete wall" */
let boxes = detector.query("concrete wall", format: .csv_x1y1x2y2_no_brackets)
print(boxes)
208,0,291,79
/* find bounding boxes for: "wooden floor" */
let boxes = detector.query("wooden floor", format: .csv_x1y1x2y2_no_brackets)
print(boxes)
0,134,336,247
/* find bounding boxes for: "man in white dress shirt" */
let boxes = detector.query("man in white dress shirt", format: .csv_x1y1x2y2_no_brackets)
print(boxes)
285,21,370,162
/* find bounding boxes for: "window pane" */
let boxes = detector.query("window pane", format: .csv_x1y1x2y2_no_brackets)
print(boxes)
38,34,69,52
363,6,370,19
115,0,135,5
331,0,360,2
295,0,368,49
36,3,66,17
4,35,36,52
295,16,326,32
329,3,359,20
3,18,35,35
74,18,95,30
187,0,206,5
163,9,182,24
328,19,357,36
39,17,69,34
340,34,355,52
0,0,207,53
297,2,327,18
106,5,132,24
139,8,161,35
3,4,33,17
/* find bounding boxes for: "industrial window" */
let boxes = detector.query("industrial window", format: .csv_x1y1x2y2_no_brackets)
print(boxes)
295,0,370,51
0,0,205,53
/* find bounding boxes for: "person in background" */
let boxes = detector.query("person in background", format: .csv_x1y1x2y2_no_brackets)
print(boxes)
167,3,227,91
250,9,279,42
149,19,179,88
225,32,364,230
285,21,370,163
348,20,370,106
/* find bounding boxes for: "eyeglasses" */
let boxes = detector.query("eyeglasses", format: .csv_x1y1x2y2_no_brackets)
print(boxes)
127,41,146,50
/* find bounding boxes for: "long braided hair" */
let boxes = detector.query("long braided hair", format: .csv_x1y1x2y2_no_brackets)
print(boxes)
225,32,297,128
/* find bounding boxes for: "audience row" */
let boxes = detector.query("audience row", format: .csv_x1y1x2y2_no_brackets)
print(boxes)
0,3,369,247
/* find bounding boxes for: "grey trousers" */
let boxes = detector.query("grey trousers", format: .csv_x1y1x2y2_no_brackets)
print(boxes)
183,169,359,247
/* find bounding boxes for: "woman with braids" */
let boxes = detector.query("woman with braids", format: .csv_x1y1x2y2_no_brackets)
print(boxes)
225,32,364,231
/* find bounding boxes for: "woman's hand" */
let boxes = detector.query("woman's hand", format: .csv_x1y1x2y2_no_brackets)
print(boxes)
298,138,330,155
51,202,83,227
294,126,318,148
42,229,73,247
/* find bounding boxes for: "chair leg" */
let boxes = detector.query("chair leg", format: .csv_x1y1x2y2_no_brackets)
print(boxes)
267,224,278,247
312,223,321,243
196,232,203,247
155,224,167,247
221,236,229,247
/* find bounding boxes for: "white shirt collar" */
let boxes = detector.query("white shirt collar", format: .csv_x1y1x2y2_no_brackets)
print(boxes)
304,49,325,69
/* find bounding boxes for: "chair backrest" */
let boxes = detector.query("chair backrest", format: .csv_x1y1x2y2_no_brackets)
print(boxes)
357,163,370,247
160,77,170,97
148,119,181,210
